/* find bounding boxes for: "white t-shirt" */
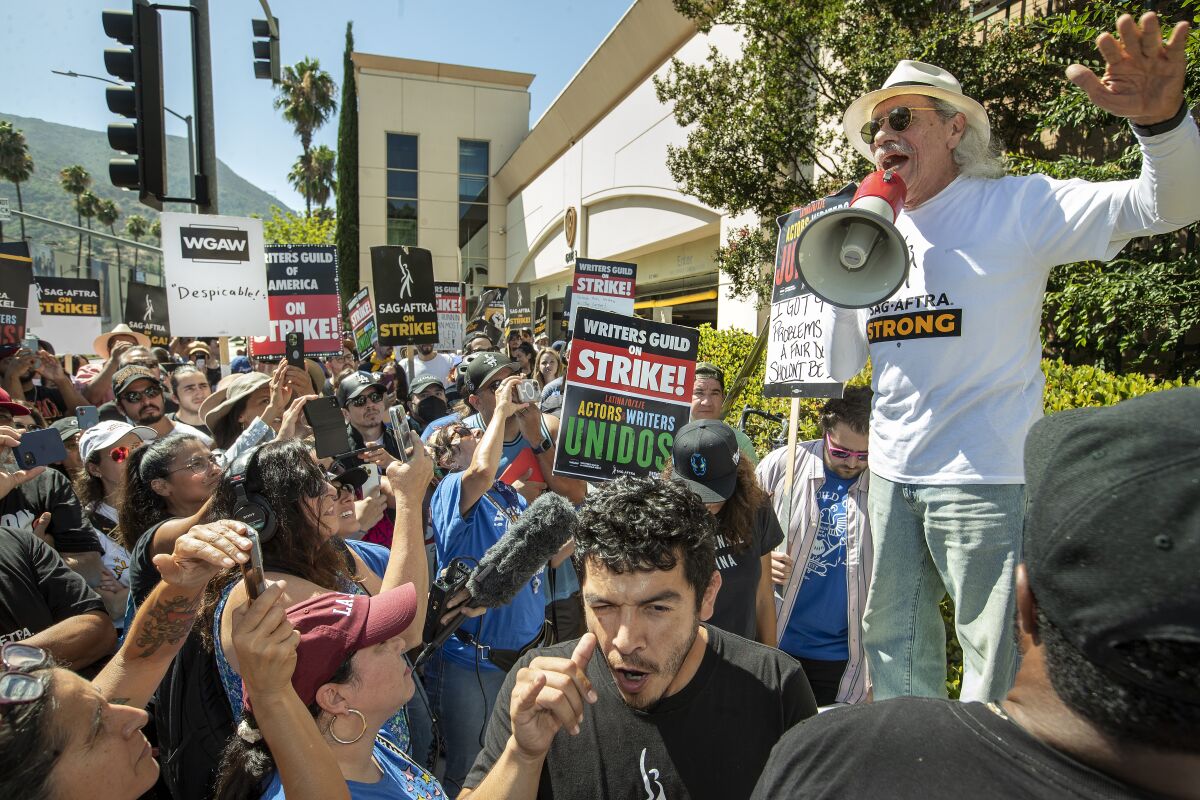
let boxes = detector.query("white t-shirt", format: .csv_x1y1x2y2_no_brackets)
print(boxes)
404,352,454,386
824,119,1200,484
168,418,214,447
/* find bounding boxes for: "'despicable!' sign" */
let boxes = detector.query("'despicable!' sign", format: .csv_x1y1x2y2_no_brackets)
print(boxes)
161,212,269,336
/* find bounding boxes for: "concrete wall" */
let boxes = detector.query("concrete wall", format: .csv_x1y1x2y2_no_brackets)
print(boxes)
355,56,531,292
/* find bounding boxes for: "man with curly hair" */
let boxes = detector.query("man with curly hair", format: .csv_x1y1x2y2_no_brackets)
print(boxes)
461,476,817,799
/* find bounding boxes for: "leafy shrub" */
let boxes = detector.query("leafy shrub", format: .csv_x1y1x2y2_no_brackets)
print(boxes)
700,324,1194,697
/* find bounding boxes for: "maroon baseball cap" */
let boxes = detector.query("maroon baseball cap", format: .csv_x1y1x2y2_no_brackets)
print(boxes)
0,387,28,417
242,584,418,713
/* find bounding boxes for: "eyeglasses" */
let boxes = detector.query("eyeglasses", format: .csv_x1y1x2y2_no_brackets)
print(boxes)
333,483,355,497
168,453,221,476
0,643,51,713
348,391,383,408
109,445,132,464
825,432,868,461
120,385,163,404
860,106,938,144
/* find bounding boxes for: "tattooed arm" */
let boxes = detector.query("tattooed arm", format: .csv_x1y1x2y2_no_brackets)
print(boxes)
93,520,253,708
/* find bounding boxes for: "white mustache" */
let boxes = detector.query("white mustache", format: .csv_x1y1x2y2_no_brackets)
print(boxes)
874,142,915,169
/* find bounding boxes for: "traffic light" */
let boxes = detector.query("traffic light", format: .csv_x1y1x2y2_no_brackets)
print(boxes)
251,17,280,83
102,0,165,210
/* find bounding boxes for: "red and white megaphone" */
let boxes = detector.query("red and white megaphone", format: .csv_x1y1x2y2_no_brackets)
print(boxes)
794,170,911,309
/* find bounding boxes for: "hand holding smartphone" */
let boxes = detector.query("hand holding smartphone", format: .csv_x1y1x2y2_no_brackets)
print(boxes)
285,332,305,368
387,405,412,463
241,529,267,600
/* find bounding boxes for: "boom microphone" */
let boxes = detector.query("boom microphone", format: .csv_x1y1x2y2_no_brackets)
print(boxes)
413,492,577,668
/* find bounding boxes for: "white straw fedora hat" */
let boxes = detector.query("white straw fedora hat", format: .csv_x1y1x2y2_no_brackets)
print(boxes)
842,60,990,161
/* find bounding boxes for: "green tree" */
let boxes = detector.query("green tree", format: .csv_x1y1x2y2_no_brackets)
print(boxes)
275,57,338,217
260,206,335,245
287,145,337,214
125,213,149,272
0,121,34,242
96,198,121,271
75,190,101,269
59,164,91,268
335,21,360,314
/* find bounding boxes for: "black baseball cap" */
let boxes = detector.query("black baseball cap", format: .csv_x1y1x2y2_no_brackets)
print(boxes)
670,419,740,504
1024,387,1200,701
336,371,386,407
112,364,163,395
409,375,445,396
694,362,725,391
463,352,519,395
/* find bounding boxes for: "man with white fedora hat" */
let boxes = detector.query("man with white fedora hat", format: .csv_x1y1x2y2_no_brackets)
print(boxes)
822,13,1199,702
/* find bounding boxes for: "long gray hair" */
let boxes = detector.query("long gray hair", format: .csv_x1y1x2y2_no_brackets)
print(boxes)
932,98,1007,179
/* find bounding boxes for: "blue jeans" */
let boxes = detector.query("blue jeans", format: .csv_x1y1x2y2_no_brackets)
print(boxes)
862,473,1023,702
424,649,508,798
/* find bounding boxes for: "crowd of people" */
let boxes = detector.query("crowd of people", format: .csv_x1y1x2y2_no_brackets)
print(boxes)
1,12,1198,800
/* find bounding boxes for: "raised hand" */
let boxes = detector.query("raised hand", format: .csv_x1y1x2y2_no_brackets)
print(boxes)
0,426,45,500
509,633,599,760
1066,12,1190,125
231,580,300,700
152,519,253,592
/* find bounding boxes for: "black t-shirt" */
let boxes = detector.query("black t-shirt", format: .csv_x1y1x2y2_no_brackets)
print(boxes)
709,502,784,640
0,526,106,645
465,625,816,799
0,468,100,554
751,696,1167,799
99,396,180,423
27,384,67,422
128,519,173,610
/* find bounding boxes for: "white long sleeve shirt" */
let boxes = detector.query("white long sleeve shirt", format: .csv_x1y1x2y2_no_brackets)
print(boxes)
824,117,1200,484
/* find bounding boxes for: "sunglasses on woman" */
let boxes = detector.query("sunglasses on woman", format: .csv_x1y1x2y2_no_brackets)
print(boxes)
0,643,51,712
860,106,937,144
108,445,132,463
825,432,868,461
348,391,384,408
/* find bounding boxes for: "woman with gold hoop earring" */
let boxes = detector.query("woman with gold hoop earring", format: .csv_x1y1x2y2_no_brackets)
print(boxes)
213,585,451,799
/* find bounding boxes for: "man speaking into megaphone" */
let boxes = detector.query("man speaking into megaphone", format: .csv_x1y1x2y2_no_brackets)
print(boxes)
813,13,1199,704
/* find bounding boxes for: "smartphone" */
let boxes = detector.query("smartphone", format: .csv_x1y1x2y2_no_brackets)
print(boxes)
285,332,305,369
388,405,412,463
360,464,381,498
516,379,540,404
21,334,41,370
75,405,100,431
241,529,267,601
14,428,68,469
303,396,355,459
194,357,206,372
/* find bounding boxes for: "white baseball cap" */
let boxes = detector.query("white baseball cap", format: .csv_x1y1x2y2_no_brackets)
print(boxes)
78,420,157,463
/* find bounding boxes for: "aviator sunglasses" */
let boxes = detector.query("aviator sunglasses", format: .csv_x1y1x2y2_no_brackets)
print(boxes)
860,106,937,144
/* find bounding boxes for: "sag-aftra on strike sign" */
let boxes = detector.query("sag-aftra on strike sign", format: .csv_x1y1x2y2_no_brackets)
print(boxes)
160,212,270,337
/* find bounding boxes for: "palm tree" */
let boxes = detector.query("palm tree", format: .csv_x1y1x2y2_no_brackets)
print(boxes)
59,165,91,267
125,214,149,272
287,145,337,214
0,122,34,242
96,198,121,271
275,57,337,216
76,190,101,270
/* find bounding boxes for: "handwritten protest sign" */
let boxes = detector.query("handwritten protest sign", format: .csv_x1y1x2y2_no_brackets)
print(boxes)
347,286,376,355
762,186,853,398
554,308,697,481
161,212,269,336
32,277,102,353
434,281,465,351
371,246,437,345
250,244,343,360
124,282,171,347
567,258,636,330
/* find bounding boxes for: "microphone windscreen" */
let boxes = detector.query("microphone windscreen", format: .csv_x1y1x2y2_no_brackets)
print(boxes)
467,492,576,607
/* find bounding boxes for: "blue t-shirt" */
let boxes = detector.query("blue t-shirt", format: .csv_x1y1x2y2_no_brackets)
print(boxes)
462,412,551,478
780,466,857,661
429,471,544,670
420,411,463,443
260,736,443,799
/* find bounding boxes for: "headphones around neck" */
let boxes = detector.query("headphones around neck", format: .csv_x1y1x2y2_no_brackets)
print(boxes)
227,446,277,543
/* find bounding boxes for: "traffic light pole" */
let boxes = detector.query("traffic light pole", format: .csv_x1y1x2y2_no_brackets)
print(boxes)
192,0,218,213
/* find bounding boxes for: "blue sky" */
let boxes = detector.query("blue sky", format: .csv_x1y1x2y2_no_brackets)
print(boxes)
1,0,631,211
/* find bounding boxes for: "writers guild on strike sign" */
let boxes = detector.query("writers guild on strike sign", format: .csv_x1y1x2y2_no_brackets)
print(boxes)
554,307,697,482
252,245,344,359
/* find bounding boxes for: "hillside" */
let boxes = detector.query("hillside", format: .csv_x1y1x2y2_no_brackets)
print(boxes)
0,112,292,265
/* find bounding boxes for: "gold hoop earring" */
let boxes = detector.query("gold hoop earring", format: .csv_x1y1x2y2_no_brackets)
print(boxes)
328,708,367,745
